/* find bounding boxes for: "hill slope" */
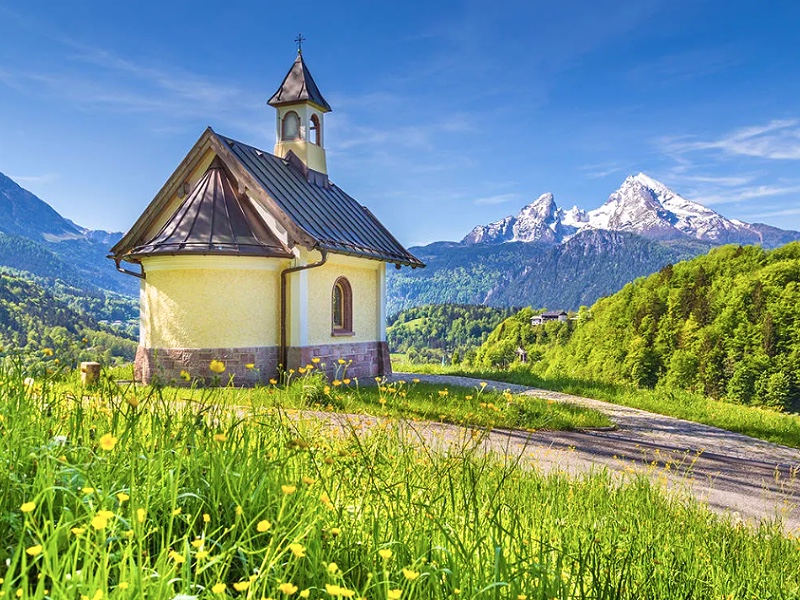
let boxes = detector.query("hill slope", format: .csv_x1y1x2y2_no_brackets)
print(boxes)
477,242,800,410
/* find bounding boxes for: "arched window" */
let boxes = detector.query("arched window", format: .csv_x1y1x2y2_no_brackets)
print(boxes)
331,277,353,335
281,111,300,141
309,114,321,146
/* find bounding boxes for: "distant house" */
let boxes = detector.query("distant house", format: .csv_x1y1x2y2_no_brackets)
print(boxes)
109,49,423,385
531,311,568,326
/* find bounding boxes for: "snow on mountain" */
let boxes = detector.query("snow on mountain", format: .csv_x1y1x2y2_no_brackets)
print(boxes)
462,173,794,247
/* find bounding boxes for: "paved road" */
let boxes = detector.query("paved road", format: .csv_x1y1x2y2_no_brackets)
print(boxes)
381,373,800,533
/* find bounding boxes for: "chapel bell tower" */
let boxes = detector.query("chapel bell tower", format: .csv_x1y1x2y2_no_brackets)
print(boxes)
268,44,332,176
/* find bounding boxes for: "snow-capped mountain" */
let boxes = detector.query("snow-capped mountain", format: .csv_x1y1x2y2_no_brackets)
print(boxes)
462,173,798,247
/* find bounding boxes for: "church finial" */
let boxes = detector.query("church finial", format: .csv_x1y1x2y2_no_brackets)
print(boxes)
295,33,306,54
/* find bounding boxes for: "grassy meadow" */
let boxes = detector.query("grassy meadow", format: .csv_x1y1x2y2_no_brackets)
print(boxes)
0,355,798,598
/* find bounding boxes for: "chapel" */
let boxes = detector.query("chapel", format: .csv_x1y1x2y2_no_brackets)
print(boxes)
109,49,423,385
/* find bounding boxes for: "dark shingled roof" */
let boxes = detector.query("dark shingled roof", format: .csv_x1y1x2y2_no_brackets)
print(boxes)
131,157,292,259
215,132,424,267
268,53,332,112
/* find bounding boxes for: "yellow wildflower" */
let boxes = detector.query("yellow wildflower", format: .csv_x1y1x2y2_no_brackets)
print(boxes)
42,348,54,356
191,538,204,548
196,550,209,560
118,583,129,590
209,360,226,374
388,590,402,600
212,583,226,594
298,367,306,374
337,359,346,365
332,380,342,387
26,544,42,557
402,568,420,581
412,378,420,383
71,527,85,536
257,519,271,532
480,382,487,387
312,357,321,364
235,505,243,516
278,583,298,595
343,378,351,385
91,515,108,530
299,591,310,599
282,484,296,495
329,527,341,537
301,476,316,485
465,395,473,400
269,378,278,385
245,363,255,369
327,562,338,574
203,513,211,523
98,433,117,451
168,549,186,564
20,502,35,513
213,433,227,442
136,508,146,523
233,581,250,592
517,595,527,600
288,543,305,558
116,492,130,503
438,389,448,397
172,507,182,516
378,548,393,560
324,386,331,394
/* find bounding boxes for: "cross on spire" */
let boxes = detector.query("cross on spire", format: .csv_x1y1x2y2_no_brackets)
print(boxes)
295,33,306,54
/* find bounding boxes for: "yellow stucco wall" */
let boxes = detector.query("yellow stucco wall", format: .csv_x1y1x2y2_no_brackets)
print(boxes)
305,256,382,346
140,255,286,348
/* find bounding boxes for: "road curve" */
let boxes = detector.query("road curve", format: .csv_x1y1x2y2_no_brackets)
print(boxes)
383,372,800,533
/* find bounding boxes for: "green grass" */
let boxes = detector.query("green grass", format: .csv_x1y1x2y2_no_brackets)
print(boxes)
141,374,612,432
2,358,799,599
403,363,800,449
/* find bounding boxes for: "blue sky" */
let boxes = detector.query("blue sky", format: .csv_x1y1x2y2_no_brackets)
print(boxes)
1,0,799,247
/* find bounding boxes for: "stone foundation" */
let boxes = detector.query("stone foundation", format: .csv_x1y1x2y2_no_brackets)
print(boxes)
135,341,392,386
287,341,392,380
135,346,279,386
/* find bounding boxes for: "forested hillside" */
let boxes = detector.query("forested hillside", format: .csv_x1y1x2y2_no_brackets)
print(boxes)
477,242,800,410
0,271,137,366
387,304,515,364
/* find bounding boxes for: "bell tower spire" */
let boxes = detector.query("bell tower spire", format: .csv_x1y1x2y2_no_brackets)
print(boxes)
268,40,332,176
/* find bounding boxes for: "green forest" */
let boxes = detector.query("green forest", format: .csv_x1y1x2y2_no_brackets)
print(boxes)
387,304,515,364
0,270,137,367
476,242,800,410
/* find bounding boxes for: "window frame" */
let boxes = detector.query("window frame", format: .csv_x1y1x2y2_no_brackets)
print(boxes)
331,276,354,336
281,111,301,141
309,114,321,146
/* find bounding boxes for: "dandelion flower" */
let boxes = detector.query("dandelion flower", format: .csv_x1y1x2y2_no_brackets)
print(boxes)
298,367,306,374
329,527,341,537
203,513,211,523
26,544,42,557
71,527,85,536
332,380,342,387
245,363,255,369
172,507,182,516
196,550,209,560
269,378,278,385
209,360,226,374
281,485,296,495
327,562,338,574
116,492,130,503
517,595,527,600
337,359,346,365
168,550,186,564
301,476,316,485
233,581,250,592
82,487,95,495
412,378,420,383
387,589,402,600
118,583,129,590
98,433,117,451
312,357,321,364
480,382,487,387
257,519,271,532
180,370,191,381
191,538,204,548
136,508,146,523
211,583,226,594
343,378,351,385
287,543,305,558
402,568,420,581
42,348,54,356
213,433,227,442
278,583,298,595
91,515,109,530
378,548,393,560
299,591,310,599
20,502,35,513
235,505,243,516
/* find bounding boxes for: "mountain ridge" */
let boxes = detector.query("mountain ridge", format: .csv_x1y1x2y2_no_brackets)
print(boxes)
463,173,800,248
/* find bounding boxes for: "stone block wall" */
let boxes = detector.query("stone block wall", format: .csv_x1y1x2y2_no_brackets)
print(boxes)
287,341,392,380
135,346,279,386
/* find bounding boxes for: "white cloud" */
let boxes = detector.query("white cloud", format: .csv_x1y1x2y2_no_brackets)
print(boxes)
473,193,518,206
693,183,800,206
665,119,800,160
